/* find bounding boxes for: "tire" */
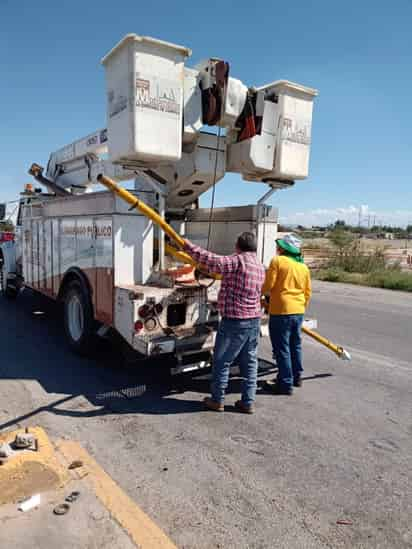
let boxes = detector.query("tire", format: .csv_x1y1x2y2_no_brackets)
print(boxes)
4,286,18,299
63,280,96,356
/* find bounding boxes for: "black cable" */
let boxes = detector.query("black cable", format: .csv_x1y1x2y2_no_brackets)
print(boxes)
206,125,222,250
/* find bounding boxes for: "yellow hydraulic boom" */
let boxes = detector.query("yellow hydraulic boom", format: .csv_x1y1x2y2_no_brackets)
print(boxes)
97,174,351,361
97,174,220,279
97,174,185,248
301,326,351,360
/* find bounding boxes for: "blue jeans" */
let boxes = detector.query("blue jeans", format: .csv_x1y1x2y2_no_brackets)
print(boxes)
269,314,304,389
211,318,260,406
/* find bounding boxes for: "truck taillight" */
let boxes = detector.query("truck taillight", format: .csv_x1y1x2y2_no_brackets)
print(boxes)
0,232,14,242
134,320,144,332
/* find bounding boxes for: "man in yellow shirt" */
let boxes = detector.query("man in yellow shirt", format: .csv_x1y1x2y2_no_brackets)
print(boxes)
262,234,311,395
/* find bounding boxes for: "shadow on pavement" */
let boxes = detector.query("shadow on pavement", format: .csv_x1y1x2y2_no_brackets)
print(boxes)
0,291,276,429
301,373,333,381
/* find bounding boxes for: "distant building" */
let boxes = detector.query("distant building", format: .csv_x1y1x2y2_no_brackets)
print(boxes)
375,232,394,240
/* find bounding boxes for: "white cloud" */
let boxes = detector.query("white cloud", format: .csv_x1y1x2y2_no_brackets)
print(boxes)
281,205,412,227
360,204,369,217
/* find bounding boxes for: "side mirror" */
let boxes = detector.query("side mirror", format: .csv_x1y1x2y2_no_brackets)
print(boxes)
0,204,5,221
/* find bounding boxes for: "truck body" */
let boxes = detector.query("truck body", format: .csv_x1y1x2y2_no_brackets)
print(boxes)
5,192,278,372
0,33,317,372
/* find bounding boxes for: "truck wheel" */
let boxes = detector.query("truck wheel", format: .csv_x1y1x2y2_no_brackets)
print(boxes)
63,280,96,355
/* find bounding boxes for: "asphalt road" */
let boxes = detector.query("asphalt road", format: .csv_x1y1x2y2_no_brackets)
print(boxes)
0,280,411,548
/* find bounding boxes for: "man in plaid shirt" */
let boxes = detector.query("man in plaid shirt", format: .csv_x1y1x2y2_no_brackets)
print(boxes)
184,232,265,414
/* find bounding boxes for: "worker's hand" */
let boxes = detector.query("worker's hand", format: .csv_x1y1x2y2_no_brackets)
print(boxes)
261,296,269,313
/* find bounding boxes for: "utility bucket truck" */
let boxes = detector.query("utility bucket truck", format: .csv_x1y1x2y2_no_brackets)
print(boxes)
0,34,320,373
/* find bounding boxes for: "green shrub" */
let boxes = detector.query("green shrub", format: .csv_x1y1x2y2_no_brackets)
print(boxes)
314,232,412,291
313,267,412,292
328,229,355,251
328,239,389,273
366,270,412,292
316,268,344,282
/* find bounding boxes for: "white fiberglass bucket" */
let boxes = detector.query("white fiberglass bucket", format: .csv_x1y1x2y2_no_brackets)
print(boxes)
102,34,191,165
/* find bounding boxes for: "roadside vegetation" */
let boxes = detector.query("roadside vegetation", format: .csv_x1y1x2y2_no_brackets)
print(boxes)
313,226,412,292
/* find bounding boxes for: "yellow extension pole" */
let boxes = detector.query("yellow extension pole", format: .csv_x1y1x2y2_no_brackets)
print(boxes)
97,174,220,279
262,304,351,360
165,244,222,280
302,325,351,360
164,244,195,266
97,174,185,249
97,175,350,360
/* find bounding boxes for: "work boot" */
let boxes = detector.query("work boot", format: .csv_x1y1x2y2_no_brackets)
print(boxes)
234,400,255,414
294,376,302,388
263,381,293,395
203,397,224,412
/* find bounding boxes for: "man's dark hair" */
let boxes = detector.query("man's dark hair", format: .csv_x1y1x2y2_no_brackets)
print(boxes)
236,232,257,252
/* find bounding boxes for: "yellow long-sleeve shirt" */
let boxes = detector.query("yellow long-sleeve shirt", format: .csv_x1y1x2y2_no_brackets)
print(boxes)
262,255,312,315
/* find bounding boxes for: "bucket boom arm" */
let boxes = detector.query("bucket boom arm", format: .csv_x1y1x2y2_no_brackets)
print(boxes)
35,34,317,208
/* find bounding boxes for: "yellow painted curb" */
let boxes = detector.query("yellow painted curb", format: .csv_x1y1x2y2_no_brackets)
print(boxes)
56,439,177,549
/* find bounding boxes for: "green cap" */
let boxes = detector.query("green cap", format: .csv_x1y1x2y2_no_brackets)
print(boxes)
276,233,302,256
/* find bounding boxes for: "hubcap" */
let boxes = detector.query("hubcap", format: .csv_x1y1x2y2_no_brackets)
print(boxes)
67,294,84,342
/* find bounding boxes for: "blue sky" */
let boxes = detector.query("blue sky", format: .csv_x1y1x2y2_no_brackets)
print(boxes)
1,0,411,226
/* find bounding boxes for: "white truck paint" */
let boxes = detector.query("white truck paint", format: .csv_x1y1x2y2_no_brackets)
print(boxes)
0,33,318,373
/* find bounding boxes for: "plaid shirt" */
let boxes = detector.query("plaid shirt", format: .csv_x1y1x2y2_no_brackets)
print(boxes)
184,241,265,319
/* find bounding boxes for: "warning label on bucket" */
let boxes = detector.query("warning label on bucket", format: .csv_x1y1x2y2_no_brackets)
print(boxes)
135,76,180,115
